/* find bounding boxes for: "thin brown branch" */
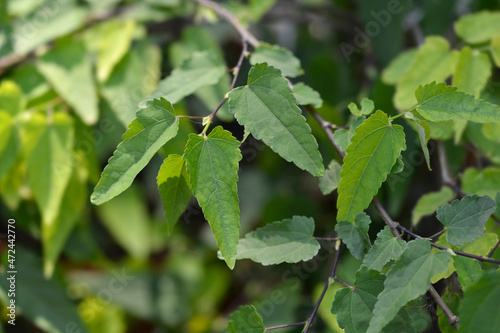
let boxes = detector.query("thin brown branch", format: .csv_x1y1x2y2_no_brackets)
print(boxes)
194,0,260,48
303,242,342,333
372,197,402,238
264,321,307,331
428,285,459,329
305,105,344,159
398,225,500,264
207,41,247,122
487,238,500,258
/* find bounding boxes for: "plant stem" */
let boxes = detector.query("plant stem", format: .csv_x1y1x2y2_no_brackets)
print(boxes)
487,238,500,258
206,41,248,123
176,115,205,119
428,285,459,329
398,225,500,264
264,321,307,331
334,277,354,289
371,197,402,238
313,237,340,241
303,242,342,333
305,105,345,159
194,0,260,48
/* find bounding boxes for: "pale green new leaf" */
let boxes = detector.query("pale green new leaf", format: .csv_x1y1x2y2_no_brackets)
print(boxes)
157,154,191,235
394,37,457,110
415,82,500,123
183,126,241,269
228,63,324,176
37,38,99,125
482,123,500,143
91,98,179,205
332,267,415,333
454,11,500,44
101,41,161,127
381,48,417,85
333,117,365,152
250,43,303,78
93,20,136,82
459,270,500,333
416,118,432,170
227,305,265,333
0,112,19,180
293,82,323,108
436,195,496,246
337,111,406,222
319,159,341,195
141,51,226,106
362,226,407,272
412,187,454,226
0,80,24,116
367,239,451,333
23,112,74,226
335,212,371,259
234,216,320,265
437,290,461,333
348,98,374,117
452,46,491,98
461,167,500,199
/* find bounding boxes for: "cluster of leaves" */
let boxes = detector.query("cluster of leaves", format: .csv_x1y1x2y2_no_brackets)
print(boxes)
1,1,500,333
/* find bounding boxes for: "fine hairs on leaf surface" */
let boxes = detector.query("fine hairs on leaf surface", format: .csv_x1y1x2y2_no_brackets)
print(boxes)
91,98,179,205
183,126,242,269
436,194,496,246
231,216,320,265
228,63,324,177
337,110,406,222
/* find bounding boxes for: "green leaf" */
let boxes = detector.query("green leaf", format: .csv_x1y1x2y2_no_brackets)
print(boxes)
362,226,407,272
412,187,455,226
332,266,416,333
436,195,496,246
228,63,324,176
250,43,303,78
79,298,126,333
233,216,320,265
459,270,500,333
367,239,451,333
415,82,500,123
36,38,99,125
24,112,74,226
337,111,406,222
454,11,500,44
96,186,151,259
43,161,87,277
227,305,265,333
293,82,323,108
335,212,371,259
461,167,500,200
141,51,226,106
390,155,404,174
0,112,20,181
333,116,365,152
452,46,491,98
491,35,500,67
395,37,456,110
348,98,375,117
482,123,500,143
101,41,161,127
0,80,24,116
11,1,86,55
453,255,482,291
381,48,418,85
183,126,241,269
91,98,179,205
91,19,136,82
168,26,233,121
0,248,89,333
157,154,191,235
319,159,341,195
416,118,432,170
